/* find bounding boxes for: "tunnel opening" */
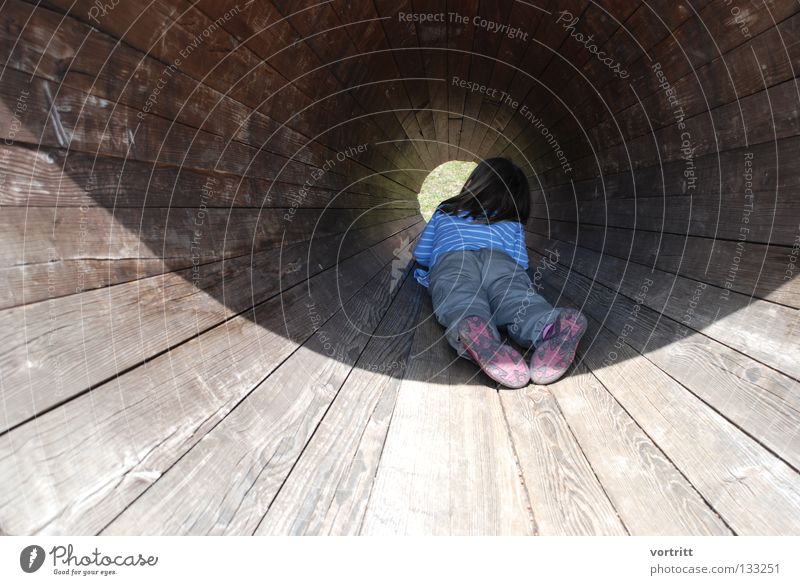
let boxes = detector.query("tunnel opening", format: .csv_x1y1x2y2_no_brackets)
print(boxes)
416,159,477,220
0,0,799,536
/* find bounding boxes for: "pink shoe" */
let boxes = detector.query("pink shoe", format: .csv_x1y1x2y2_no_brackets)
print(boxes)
457,315,530,389
530,309,587,385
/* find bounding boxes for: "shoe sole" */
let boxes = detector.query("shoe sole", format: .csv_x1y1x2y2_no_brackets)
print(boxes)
457,315,530,389
530,309,587,385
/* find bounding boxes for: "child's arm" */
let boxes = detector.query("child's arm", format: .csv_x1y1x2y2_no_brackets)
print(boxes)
412,211,438,267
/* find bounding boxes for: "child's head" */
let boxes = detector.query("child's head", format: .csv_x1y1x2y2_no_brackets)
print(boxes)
438,158,530,224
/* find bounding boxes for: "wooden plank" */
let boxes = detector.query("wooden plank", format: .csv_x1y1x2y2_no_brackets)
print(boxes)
500,384,627,536
532,76,800,180
515,0,798,168
531,190,800,246
0,65,415,199
373,0,440,164
266,0,427,177
190,0,424,190
444,0,479,161
0,206,413,265
409,0,450,165
529,126,788,194
40,0,334,144
481,0,638,159
529,245,800,472
527,219,800,308
0,67,327,187
0,143,416,208
0,0,339,170
526,232,800,380
525,360,731,534
0,219,421,431
100,235,419,535
330,0,438,170
359,296,533,535
533,282,800,534
456,0,515,158
254,271,424,535
0,226,418,535
0,206,416,306
469,0,545,158
0,2,420,198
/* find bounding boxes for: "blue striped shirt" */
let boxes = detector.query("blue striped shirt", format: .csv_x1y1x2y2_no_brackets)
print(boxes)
413,209,529,287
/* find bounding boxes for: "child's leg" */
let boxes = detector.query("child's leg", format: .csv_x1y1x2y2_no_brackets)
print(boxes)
429,250,530,388
428,250,497,358
482,252,559,349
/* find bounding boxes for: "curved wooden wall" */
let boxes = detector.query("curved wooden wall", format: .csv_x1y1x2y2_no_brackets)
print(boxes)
1,0,798,534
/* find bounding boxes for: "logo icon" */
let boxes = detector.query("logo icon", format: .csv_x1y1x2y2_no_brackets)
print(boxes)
20,545,45,573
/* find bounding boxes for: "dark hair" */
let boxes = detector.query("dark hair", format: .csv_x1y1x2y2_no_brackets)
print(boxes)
437,158,530,225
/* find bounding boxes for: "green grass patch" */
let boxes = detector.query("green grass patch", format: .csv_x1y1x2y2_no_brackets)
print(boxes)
417,160,477,221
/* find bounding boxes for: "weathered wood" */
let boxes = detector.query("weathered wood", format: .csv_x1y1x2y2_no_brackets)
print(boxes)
267,0,427,177
528,361,731,534
0,227,418,535
527,218,800,307
188,0,425,189
360,296,533,535
255,271,424,535
372,0,440,164
456,0,515,158
444,0,479,161
0,221,421,431
530,245,800,472
101,236,419,535
500,383,627,536
0,65,416,198
1,206,413,265
511,0,798,168
0,0,341,170
331,0,438,169
531,190,800,246
526,232,800,380
0,206,416,306
0,143,416,208
536,280,800,535
1,2,424,199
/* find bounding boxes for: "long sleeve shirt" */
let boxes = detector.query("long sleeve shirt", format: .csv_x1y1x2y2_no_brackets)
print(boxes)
412,209,529,287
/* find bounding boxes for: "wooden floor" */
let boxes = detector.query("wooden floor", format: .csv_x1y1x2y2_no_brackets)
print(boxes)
2,237,799,536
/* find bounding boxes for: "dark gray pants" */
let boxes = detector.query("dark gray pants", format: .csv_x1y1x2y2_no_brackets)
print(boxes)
428,249,559,358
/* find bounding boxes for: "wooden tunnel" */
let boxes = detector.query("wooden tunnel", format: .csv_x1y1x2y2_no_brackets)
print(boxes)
1,0,799,535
